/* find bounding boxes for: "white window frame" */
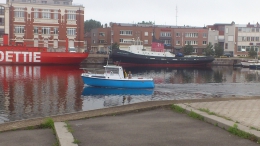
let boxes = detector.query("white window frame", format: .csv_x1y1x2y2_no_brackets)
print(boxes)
53,28,58,34
34,27,38,34
15,26,24,33
42,9,50,19
42,27,50,34
119,30,132,35
67,28,76,35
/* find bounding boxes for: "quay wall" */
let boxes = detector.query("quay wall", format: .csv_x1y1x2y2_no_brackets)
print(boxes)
81,54,245,66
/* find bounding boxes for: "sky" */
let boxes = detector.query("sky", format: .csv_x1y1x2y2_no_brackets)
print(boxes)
1,0,260,27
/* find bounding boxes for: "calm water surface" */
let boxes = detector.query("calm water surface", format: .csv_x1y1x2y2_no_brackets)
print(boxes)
0,65,260,123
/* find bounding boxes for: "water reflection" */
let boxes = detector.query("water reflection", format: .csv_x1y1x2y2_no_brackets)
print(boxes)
81,86,154,96
0,66,84,123
81,86,154,110
1,65,260,123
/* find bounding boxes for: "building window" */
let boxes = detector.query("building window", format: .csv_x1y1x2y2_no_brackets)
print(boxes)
41,1,47,4
203,33,207,38
15,26,24,33
67,14,76,20
53,28,58,34
120,30,132,35
34,27,38,34
99,40,105,43
251,37,255,41
119,39,123,43
144,40,148,44
164,40,171,44
67,28,76,35
32,0,36,3
225,43,228,49
0,18,4,26
193,48,197,53
256,37,259,41
176,40,180,45
54,13,58,19
99,32,105,36
144,32,148,36
225,28,229,33
42,27,50,34
246,37,250,41
34,9,38,18
92,40,95,43
185,40,198,45
160,32,171,37
54,1,60,4
185,33,198,38
42,9,50,19
237,46,241,52
14,8,24,17
256,28,260,32
176,33,180,37
0,6,4,15
203,41,207,45
93,33,95,36
64,2,69,5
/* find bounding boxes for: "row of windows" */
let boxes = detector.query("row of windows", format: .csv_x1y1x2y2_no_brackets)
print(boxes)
176,40,207,45
238,27,260,32
120,31,132,35
160,32,171,37
34,27,58,34
95,31,207,38
15,12,76,20
237,46,259,52
20,0,69,5
15,26,76,35
238,36,260,42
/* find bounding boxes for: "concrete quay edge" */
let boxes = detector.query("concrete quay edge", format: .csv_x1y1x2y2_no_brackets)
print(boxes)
0,97,259,132
54,122,78,146
177,103,260,139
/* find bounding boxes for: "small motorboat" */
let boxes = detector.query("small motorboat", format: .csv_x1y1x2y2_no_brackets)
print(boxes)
81,86,154,96
81,65,155,88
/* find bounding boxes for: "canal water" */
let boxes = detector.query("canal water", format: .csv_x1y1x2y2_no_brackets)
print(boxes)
0,65,260,123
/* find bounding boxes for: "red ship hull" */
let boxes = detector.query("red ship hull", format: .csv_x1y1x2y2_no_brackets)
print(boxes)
0,51,88,65
0,34,88,65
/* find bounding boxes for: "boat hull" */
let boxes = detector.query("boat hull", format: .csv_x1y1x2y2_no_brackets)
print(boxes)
110,50,214,67
81,75,154,89
0,51,88,65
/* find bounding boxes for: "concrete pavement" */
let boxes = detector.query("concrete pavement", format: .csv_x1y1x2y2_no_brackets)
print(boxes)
0,98,260,146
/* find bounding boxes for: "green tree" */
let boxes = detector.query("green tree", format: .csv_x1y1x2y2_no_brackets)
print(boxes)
84,19,102,33
183,44,194,55
203,42,215,56
214,43,224,57
248,47,257,58
112,42,120,50
137,21,154,24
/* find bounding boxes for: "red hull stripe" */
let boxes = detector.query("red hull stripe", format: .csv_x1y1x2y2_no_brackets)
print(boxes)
114,62,212,67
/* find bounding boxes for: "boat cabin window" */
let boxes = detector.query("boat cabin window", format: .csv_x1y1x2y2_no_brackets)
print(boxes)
105,68,119,74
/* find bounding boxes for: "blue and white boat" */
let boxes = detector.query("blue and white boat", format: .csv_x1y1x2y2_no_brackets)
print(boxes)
249,62,260,70
81,65,154,88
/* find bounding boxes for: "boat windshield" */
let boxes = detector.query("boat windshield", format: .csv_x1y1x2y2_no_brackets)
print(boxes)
105,68,119,74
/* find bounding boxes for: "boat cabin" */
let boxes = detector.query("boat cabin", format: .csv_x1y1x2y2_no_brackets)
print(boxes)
104,65,125,79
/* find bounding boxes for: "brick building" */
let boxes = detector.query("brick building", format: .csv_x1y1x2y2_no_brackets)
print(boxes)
90,23,209,55
3,0,84,51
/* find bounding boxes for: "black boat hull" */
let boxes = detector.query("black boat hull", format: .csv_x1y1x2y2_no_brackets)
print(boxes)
110,50,215,67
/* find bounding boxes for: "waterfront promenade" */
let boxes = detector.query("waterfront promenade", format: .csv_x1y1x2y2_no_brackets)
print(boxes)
0,97,260,146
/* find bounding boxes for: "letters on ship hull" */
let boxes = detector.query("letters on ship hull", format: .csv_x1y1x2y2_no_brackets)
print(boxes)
0,34,88,65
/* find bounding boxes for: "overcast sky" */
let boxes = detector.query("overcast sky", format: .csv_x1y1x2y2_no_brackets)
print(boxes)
1,0,260,27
